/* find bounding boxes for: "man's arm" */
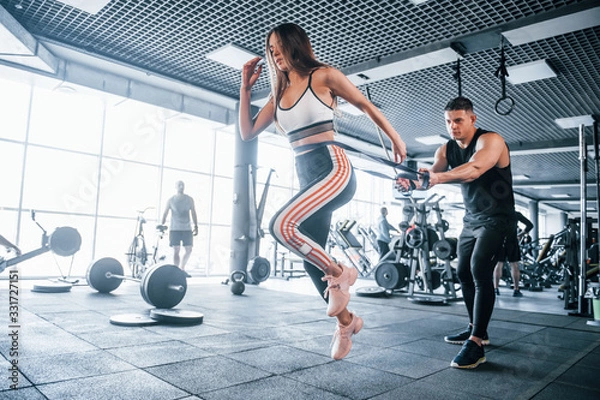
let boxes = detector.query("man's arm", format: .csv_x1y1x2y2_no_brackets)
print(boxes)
161,201,170,225
516,212,534,234
190,199,198,235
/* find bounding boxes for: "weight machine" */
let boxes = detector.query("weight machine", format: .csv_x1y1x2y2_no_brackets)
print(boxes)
373,193,461,304
0,211,81,292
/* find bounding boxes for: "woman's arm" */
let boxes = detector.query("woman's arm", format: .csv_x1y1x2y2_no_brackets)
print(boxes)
322,68,407,163
239,57,275,141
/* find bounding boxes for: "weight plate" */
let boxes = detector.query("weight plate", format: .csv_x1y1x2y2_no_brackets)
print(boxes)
408,296,448,305
86,257,124,293
355,286,387,297
31,281,72,293
248,256,271,283
48,226,82,257
140,263,187,309
109,313,160,327
374,262,408,290
150,308,204,325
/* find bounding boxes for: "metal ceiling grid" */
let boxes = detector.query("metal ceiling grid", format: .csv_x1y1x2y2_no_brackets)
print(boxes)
0,0,598,213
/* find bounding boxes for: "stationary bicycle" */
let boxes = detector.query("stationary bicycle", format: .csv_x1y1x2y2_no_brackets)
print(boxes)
126,207,167,279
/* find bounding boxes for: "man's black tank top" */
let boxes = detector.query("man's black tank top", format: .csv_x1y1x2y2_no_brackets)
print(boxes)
446,128,516,227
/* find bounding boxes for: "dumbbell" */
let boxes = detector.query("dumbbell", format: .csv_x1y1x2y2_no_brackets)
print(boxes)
86,257,187,308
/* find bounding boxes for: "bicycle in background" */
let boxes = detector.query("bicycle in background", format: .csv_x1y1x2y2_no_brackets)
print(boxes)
126,207,167,279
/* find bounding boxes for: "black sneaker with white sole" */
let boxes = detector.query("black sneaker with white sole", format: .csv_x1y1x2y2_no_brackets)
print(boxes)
444,324,490,345
451,339,486,369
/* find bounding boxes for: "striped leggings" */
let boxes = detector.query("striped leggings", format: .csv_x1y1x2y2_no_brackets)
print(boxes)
269,144,356,300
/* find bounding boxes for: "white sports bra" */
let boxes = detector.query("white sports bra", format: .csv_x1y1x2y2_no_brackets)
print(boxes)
276,70,335,143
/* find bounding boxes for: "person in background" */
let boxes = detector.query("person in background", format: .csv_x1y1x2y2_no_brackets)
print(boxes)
493,211,534,297
161,180,198,277
376,206,398,260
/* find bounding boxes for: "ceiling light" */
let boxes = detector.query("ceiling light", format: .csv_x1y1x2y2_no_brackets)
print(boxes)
551,194,571,198
55,0,111,14
502,7,600,45
513,174,530,181
345,47,460,86
506,59,556,85
554,115,595,129
409,0,432,4
415,135,448,145
206,43,259,70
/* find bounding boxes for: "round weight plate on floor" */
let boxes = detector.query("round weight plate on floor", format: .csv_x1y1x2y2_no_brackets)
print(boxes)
248,256,271,283
31,281,72,293
375,262,406,290
140,263,187,308
149,308,204,325
408,296,448,305
109,313,160,327
355,286,388,297
86,257,124,293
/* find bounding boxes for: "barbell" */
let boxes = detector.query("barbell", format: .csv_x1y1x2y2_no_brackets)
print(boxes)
86,257,187,308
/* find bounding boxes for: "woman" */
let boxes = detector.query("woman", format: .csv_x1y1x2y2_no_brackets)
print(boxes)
239,23,406,360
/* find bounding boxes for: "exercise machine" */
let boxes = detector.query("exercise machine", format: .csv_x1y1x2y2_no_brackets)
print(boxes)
0,211,81,292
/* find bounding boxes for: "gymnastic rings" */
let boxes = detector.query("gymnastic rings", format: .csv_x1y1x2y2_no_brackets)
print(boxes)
494,39,515,116
495,96,515,116
48,226,82,257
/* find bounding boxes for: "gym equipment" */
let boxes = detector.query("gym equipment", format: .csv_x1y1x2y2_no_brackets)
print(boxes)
149,308,204,325
109,313,160,327
355,286,388,297
126,207,167,279
247,256,270,283
494,38,515,116
230,270,246,295
240,167,274,284
86,257,187,308
372,193,461,303
0,211,82,293
329,220,374,277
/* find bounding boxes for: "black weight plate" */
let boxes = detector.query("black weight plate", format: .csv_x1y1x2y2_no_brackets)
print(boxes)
248,256,271,283
355,286,387,297
31,281,72,293
141,263,187,309
86,257,124,293
109,313,160,327
150,308,204,325
375,262,402,290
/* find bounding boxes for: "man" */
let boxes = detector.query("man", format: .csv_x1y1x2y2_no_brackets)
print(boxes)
161,181,198,277
493,211,534,297
376,206,398,259
398,96,516,369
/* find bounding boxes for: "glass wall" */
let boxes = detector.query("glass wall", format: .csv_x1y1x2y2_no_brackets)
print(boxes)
1,72,548,279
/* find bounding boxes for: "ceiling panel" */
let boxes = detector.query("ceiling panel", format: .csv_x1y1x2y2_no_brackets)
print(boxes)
1,0,598,213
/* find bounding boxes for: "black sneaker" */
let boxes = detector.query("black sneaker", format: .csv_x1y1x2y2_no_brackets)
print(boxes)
513,290,523,297
444,324,490,345
451,339,486,369
494,288,500,296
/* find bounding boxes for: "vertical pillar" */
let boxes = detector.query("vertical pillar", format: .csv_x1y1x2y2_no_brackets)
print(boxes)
230,102,258,276
528,201,539,259
560,212,569,228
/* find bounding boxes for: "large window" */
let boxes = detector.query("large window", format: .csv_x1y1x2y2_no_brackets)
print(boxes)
0,73,554,280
